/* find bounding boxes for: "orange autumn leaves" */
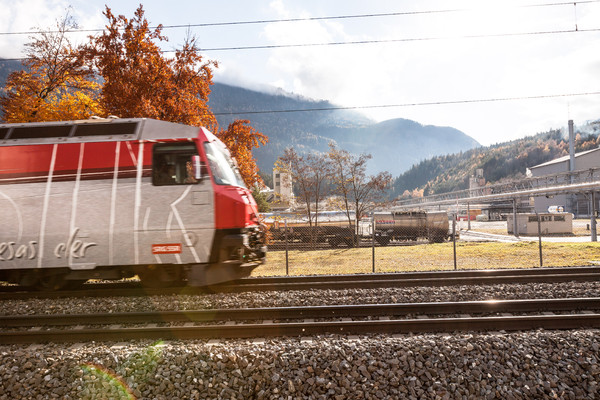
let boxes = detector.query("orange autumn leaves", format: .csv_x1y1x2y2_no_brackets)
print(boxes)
0,6,266,187
218,120,268,187
0,14,103,122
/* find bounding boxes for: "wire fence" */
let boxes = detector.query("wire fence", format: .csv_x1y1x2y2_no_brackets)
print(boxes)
260,214,600,277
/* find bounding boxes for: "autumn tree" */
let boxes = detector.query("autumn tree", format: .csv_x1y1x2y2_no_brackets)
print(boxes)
217,120,268,187
82,5,217,130
276,148,332,228
0,12,102,122
328,142,354,226
328,142,392,239
252,187,271,213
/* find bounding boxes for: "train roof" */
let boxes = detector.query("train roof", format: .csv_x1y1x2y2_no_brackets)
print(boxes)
0,118,204,146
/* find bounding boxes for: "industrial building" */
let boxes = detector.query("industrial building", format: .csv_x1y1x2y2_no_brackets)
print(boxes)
528,147,600,216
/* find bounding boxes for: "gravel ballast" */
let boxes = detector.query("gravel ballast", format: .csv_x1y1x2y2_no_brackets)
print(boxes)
0,330,598,399
1,281,599,399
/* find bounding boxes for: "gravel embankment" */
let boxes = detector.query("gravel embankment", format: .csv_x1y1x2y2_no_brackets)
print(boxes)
1,282,599,399
0,330,598,399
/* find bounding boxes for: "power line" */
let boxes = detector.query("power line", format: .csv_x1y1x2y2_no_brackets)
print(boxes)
198,27,600,52
1,26,598,62
1,0,599,36
212,91,600,116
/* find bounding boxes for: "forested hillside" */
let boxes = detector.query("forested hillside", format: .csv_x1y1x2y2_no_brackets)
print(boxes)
210,83,480,176
0,59,22,119
391,126,600,198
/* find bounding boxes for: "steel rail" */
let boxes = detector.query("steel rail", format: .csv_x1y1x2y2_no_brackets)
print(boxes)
231,266,600,284
1,314,599,344
215,272,600,293
1,266,599,299
2,297,599,328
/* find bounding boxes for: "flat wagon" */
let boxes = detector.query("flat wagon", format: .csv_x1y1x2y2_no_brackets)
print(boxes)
373,210,449,245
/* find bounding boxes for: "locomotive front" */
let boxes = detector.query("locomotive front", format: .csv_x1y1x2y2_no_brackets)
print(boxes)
191,128,267,285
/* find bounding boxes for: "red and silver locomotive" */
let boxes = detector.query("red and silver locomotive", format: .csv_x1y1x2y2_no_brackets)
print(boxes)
0,118,266,289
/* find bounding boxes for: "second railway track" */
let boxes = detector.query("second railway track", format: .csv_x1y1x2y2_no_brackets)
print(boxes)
1,265,600,299
2,297,600,344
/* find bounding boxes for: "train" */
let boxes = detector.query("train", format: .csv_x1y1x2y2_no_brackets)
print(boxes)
0,118,266,290
265,210,450,247
373,210,449,245
268,217,356,247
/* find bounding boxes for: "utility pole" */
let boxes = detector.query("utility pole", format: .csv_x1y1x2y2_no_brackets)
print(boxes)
592,192,597,242
568,120,577,216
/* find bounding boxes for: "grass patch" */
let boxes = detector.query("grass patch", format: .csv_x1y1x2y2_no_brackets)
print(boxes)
252,241,600,277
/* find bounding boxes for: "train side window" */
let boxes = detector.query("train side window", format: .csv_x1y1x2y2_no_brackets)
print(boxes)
153,143,200,186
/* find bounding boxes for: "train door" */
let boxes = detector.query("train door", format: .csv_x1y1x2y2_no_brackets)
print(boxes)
137,142,214,267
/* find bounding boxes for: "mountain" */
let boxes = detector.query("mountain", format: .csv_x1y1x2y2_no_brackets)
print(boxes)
316,117,479,176
209,82,480,176
0,58,21,85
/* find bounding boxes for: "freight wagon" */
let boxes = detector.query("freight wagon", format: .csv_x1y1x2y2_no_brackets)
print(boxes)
268,218,356,247
0,118,266,289
266,210,449,247
373,210,449,245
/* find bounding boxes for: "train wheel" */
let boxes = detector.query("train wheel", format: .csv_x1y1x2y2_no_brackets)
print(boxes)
376,237,390,246
64,280,87,290
35,272,69,291
328,238,340,248
138,265,182,288
8,270,38,290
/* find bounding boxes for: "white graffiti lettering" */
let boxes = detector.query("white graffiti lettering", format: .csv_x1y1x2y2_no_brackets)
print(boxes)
54,228,97,259
0,241,37,261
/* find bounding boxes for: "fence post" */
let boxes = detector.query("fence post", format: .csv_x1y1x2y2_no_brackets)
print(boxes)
452,213,457,270
536,211,543,267
591,191,597,242
372,213,376,273
284,219,289,275
467,202,471,231
513,198,519,238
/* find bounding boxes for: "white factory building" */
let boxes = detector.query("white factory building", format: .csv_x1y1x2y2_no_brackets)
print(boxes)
528,147,600,216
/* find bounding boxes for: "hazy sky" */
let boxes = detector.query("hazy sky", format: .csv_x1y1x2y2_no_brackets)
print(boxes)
1,0,600,145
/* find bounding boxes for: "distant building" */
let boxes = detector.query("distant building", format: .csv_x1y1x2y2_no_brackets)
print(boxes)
507,212,573,236
528,147,600,216
468,169,520,220
272,168,293,206
469,168,491,197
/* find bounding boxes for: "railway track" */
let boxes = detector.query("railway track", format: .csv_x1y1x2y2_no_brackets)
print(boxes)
1,266,599,299
1,297,599,344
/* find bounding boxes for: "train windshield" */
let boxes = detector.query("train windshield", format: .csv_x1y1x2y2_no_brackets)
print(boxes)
204,141,246,188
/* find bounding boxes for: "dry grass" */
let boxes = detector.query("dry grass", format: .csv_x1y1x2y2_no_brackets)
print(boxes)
252,241,600,277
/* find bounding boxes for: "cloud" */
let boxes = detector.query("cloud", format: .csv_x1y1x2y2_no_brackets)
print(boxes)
258,0,600,145
0,0,104,59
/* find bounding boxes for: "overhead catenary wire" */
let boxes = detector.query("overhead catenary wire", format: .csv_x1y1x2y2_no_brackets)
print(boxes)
1,0,599,36
1,0,599,61
0,2,598,117
197,27,600,52
1,26,599,62
212,91,600,116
